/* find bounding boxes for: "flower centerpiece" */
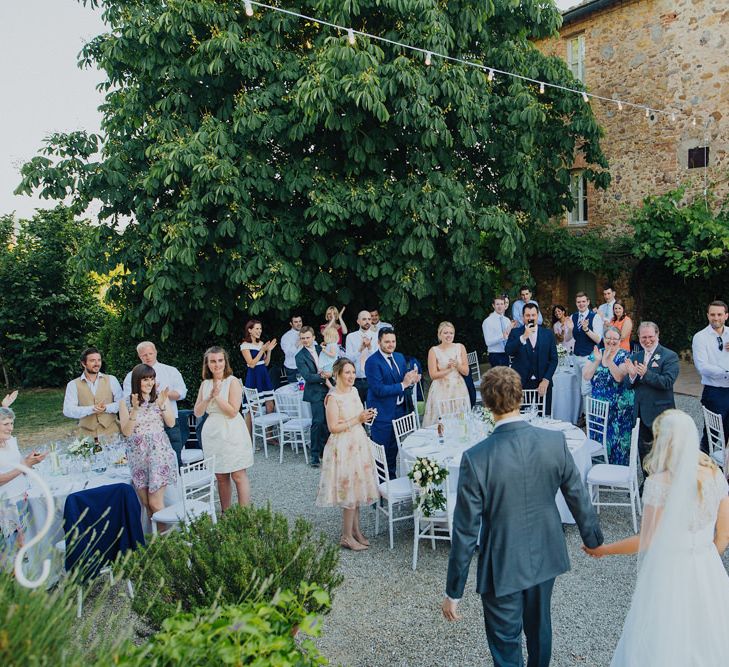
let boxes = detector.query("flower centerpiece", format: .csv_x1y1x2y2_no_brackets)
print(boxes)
481,407,495,429
556,343,569,369
67,436,96,459
407,457,449,517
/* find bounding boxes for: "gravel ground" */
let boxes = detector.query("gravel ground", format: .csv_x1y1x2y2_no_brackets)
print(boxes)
247,394,729,667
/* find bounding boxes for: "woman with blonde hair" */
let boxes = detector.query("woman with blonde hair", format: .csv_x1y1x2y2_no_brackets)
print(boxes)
320,305,348,346
584,409,729,665
422,321,470,426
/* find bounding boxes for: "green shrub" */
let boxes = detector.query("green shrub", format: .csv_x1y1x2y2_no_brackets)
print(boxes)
124,504,343,629
104,584,329,666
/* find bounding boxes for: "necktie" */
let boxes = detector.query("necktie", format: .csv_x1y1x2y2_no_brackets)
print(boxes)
387,356,404,404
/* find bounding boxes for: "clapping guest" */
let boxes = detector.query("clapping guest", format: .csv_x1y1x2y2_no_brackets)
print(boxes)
370,309,393,333
320,306,348,345
551,305,574,354
119,364,178,521
609,300,633,352
597,285,617,323
280,314,304,383
422,322,470,426
316,359,380,551
296,327,330,468
0,405,46,555
194,347,253,510
240,319,277,417
482,296,513,367
582,327,634,465
345,310,378,403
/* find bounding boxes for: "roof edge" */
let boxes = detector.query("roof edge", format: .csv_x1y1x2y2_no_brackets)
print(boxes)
561,0,625,27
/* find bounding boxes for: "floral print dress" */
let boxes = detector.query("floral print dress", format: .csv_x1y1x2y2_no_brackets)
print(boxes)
124,399,177,494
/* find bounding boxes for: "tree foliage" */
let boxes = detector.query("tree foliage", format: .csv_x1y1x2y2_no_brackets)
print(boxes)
17,0,609,339
0,208,105,387
628,185,729,279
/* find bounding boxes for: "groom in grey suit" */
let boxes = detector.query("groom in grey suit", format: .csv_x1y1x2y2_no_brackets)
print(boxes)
443,367,603,667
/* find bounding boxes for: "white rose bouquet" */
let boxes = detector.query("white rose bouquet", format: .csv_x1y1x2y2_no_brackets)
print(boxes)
557,343,568,361
407,457,449,517
68,436,96,459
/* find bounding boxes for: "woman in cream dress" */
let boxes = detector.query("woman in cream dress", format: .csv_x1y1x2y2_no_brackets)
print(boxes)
422,322,471,427
194,347,253,510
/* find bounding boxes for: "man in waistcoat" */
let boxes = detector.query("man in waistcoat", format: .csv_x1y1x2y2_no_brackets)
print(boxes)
571,292,604,418
63,347,123,437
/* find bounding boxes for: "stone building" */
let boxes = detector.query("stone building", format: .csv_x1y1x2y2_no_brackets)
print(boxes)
531,0,728,317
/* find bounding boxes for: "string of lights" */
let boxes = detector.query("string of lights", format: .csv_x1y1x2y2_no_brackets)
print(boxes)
241,0,709,127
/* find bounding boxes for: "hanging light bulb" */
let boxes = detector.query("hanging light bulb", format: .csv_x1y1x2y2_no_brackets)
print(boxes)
582,91,589,103
645,107,650,118
617,100,623,111
539,81,545,94
671,112,676,122
425,51,431,66
487,69,494,82
692,117,697,127
347,28,356,45
244,0,253,17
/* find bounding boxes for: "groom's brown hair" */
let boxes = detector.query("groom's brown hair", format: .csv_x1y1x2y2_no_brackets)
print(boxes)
481,367,522,416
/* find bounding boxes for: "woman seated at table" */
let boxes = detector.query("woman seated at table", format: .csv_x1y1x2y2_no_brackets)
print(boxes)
552,304,574,353
609,299,633,352
316,358,379,551
422,322,470,427
119,364,178,521
0,404,46,561
582,327,634,465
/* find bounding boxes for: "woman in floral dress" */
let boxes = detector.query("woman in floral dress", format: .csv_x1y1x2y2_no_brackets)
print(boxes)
119,364,177,520
582,327,635,465
316,358,380,551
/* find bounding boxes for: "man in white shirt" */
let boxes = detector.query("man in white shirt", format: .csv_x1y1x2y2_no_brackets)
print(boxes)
570,292,604,412
482,296,513,367
511,286,543,326
280,314,304,383
597,285,616,323
123,341,188,467
692,300,729,456
63,347,123,438
370,309,393,333
345,310,378,403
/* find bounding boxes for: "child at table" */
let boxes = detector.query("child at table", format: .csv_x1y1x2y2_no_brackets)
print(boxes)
320,327,340,390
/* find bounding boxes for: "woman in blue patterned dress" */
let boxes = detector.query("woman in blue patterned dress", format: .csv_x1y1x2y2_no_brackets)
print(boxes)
582,326,635,466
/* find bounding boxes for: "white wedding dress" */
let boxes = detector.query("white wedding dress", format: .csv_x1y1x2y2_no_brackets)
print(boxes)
611,463,729,666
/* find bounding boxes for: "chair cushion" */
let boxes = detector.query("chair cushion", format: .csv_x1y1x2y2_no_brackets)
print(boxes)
180,449,204,464
587,463,631,487
378,476,412,500
282,418,312,430
586,439,605,456
255,412,289,426
152,499,213,524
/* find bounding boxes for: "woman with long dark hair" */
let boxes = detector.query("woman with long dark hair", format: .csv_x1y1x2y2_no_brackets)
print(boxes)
240,319,276,416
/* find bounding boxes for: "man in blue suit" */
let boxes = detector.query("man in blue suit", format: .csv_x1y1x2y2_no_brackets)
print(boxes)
295,326,330,468
365,328,421,479
505,303,558,413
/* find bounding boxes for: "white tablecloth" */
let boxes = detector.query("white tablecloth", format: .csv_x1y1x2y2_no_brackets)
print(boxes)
274,383,312,418
401,419,591,524
552,365,581,425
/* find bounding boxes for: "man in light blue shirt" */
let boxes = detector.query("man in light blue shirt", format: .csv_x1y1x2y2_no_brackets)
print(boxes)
511,286,543,326
597,285,616,323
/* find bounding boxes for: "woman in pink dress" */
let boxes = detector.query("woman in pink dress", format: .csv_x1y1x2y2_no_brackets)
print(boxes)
422,322,470,426
316,358,379,551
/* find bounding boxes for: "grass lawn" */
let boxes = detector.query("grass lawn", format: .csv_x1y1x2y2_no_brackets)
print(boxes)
5,387,77,447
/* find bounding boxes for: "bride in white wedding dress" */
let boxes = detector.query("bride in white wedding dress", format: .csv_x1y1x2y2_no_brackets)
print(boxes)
584,410,729,666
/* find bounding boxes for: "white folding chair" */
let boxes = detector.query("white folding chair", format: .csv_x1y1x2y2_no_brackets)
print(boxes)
371,442,413,549
244,386,289,458
393,412,418,449
412,462,459,570
276,391,312,464
413,381,424,428
151,456,217,535
438,397,470,419
467,350,482,403
180,412,204,465
702,407,726,472
586,420,642,533
521,389,546,417
585,396,610,463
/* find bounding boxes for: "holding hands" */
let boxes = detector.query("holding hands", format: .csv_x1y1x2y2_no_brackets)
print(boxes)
582,544,609,558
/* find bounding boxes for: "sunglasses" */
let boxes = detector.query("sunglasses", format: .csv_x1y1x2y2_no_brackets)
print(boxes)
718,336,724,352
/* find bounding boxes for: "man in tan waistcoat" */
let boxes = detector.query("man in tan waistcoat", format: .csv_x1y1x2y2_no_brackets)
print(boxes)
63,347,123,437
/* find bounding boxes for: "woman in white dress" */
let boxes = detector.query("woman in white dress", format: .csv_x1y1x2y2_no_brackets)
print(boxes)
422,322,470,427
194,347,253,511
584,409,729,666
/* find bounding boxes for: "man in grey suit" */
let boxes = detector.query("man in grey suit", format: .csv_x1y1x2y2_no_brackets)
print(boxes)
624,321,680,473
442,367,603,667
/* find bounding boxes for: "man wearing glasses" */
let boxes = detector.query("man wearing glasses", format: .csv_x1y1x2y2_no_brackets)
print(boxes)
692,300,729,457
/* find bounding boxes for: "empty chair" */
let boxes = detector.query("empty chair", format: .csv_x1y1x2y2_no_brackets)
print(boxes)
586,420,642,532
180,412,205,465
702,407,727,472
585,397,610,463
521,389,546,417
244,386,289,457
151,456,217,535
276,391,312,463
371,442,413,549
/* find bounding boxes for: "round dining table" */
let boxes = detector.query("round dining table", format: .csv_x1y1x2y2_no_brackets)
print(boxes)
401,417,591,524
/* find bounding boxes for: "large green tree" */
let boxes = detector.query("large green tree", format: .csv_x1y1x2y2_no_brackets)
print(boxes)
18,0,609,339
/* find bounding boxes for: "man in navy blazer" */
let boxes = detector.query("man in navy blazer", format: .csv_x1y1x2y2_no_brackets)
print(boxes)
365,328,421,479
295,326,330,467
505,302,558,411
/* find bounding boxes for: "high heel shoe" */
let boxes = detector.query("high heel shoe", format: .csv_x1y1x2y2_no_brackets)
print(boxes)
340,536,368,551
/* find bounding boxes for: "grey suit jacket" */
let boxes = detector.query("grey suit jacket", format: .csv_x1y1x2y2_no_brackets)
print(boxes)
629,344,679,429
445,421,603,599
